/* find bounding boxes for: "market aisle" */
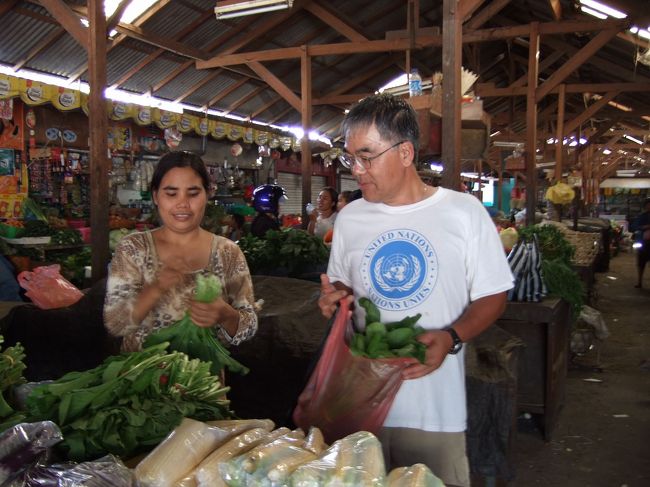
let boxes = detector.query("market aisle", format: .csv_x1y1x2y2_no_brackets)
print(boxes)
512,249,650,486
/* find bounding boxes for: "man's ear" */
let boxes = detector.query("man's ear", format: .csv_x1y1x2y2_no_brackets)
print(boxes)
400,141,416,167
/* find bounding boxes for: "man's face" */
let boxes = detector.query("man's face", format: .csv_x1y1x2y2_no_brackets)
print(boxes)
344,124,411,205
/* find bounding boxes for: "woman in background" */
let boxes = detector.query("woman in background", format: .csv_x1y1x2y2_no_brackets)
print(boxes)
307,186,338,239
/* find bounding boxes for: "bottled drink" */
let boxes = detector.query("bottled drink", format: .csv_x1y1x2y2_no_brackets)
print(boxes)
409,68,423,97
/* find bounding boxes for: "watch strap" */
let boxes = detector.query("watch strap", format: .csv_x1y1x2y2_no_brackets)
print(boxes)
445,327,463,354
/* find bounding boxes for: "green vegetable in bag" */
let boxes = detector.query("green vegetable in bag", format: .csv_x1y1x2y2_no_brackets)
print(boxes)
144,273,249,375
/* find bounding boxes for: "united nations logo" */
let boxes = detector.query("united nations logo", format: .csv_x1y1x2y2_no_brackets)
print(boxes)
361,229,438,311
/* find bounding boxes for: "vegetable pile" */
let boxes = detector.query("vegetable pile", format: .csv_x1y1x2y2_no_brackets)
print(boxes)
350,297,427,363
237,228,329,277
22,342,232,462
0,336,27,432
144,273,249,376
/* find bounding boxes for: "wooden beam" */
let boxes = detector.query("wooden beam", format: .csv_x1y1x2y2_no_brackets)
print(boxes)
13,27,65,71
536,25,626,102
526,22,539,226
548,0,562,20
247,61,302,111
301,48,313,229
106,0,129,33
38,0,87,48
554,84,565,181
476,81,650,97
251,97,282,119
174,70,223,103
87,0,109,282
576,119,618,156
563,91,618,136
110,7,214,89
0,0,19,18
441,0,462,191
114,21,210,60
203,78,247,110
304,2,367,42
459,0,486,23
464,0,511,30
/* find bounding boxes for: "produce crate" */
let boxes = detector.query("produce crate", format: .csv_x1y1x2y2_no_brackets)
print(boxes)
0,222,25,238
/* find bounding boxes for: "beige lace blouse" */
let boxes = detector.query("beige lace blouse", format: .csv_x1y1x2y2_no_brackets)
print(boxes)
104,230,258,352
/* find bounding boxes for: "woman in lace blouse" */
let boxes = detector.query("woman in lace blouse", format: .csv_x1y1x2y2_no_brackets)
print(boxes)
104,151,257,351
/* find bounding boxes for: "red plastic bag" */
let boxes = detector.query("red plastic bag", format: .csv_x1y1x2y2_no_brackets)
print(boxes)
293,299,411,444
18,264,83,310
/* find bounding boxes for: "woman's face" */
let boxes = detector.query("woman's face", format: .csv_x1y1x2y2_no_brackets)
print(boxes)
153,166,207,233
317,190,334,213
337,194,348,211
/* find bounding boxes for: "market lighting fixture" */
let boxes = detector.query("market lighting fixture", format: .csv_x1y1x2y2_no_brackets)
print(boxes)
215,0,293,19
624,135,643,144
579,0,627,19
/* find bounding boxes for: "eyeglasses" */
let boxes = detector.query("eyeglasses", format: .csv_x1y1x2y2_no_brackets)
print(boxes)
339,140,406,173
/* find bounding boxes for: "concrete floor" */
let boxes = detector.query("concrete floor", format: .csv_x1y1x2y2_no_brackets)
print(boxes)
509,250,650,486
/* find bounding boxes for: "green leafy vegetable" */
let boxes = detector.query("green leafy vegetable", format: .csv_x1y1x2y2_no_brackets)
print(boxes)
144,274,249,376
238,228,329,277
0,336,27,430
541,259,585,317
22,342,231,461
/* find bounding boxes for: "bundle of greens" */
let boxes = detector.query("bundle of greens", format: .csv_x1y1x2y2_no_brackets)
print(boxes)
518,224,575,265
350,298,427,363
144,273,249,376
23,342,231,461
0,336,27,431
238,228,329,277
541,259,586,317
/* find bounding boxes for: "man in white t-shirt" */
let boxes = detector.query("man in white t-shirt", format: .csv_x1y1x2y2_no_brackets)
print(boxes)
318,93,514,487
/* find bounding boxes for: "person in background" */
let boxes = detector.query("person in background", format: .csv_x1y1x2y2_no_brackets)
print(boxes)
634,198,650,288
0,255,23,302
104,151,258,351
227,213,246,242
323,189,363,244
250,184,286,238
317,93,513,487
307,186,338,239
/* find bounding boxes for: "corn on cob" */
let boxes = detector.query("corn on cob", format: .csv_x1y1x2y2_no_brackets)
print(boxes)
134,418,232,487
303,427,327,456
386,463,446,487
195,426,276,487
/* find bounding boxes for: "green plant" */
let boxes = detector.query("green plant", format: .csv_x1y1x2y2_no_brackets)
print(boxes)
238,228,329,277
518,224,575,265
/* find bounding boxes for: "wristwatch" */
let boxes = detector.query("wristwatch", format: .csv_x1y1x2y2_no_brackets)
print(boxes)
445,327,463,355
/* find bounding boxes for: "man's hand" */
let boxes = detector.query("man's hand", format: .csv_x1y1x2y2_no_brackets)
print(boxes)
318,274,353,319
401,329,453,380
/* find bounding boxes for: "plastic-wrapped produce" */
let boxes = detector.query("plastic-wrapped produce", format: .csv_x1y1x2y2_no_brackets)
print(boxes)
195,427,278,487
0,421,62,484
7,454,133,487
289,431,385,487
219,428,308,487
386,463,445,487
134,418,235,487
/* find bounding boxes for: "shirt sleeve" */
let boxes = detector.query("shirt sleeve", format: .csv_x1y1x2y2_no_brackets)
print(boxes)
103,234,148,338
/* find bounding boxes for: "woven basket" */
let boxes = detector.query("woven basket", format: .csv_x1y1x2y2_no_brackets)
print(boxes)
542,221,600,266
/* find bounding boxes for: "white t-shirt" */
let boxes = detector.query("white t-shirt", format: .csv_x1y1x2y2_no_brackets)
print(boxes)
314,212,337,239
327,187,514,432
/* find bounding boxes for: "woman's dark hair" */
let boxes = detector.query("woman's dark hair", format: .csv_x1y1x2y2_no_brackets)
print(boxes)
340,189,362,204
150,151,210,193
341,92,420,159
231,213,245,228
321,186,339,212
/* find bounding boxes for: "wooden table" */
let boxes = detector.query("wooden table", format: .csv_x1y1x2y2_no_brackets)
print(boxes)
496,298,572,441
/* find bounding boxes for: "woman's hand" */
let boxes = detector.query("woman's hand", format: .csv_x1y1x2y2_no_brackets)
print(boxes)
189,297,239,334
401,330,453,380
